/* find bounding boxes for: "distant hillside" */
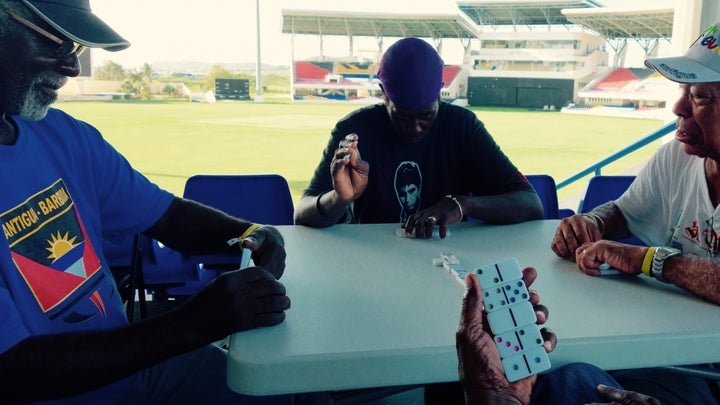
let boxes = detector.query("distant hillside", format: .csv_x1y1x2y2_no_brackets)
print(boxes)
132,61,290,76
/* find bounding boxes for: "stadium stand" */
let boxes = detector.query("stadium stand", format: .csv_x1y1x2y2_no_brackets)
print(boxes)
294,61,332,82
442,65,462,87
569,65,676,118
282,1,677,114
594,68,642,90
293,61,464,102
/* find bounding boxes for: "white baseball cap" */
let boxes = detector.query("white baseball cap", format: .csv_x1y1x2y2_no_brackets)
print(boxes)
645,22,720,83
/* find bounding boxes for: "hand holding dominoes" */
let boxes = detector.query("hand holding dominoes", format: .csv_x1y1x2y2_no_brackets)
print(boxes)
445,255,553,384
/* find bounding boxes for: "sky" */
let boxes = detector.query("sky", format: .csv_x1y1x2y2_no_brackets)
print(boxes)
90,0,677,70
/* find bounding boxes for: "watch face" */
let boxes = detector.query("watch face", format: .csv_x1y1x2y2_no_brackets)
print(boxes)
656,247,681,259
651,247,681,283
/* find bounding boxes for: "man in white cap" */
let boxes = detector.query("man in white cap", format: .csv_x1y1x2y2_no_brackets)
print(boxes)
552,20,720,404
294,37,543,237
0,1,291,403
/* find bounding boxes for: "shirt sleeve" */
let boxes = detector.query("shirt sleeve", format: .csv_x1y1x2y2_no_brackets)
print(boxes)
76,117,174,243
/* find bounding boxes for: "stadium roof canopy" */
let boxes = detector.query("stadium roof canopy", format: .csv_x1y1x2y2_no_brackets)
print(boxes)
456,0,602,27
281,1,675,43
562,6,674,39
281,9,480,40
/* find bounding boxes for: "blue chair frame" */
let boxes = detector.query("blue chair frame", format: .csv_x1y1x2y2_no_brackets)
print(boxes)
527,174,560,220
143,173,295,297
526,174,575,219
578,175,636,214
578,175,644,246
183,174,294,226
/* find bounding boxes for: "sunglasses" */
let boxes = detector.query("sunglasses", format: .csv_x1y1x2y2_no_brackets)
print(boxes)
8,11,86,58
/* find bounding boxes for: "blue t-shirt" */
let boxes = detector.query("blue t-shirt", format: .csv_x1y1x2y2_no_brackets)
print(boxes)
0,108,174,403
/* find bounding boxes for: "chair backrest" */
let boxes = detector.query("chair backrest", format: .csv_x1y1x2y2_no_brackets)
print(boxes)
526,174,560,220
579,175,644,246
578,175,636,213
183,174,294,225
142,174,295,296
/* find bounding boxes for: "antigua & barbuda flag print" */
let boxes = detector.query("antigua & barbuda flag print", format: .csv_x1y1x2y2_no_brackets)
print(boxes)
1,179,104,320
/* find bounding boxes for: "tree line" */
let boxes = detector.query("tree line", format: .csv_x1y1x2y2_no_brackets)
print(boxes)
93,61,290,100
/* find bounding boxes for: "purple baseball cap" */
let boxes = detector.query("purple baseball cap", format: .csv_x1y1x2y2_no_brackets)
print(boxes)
22,0,130,51
378,37,444,109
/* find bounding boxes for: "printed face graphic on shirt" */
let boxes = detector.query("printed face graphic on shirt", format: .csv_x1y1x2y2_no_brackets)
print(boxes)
394,161,422,223
1,179,104,322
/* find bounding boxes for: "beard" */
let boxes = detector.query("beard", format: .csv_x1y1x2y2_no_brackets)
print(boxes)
3,71,63,121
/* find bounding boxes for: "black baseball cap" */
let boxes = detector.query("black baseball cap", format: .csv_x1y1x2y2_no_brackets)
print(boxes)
22,0,130,51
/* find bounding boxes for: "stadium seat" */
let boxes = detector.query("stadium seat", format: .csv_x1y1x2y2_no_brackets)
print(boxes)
526,174,575,219
526,174,560,220
142,174,295,297
467,174,573,222
578,175,636,214
557,208,576,219
578,175,645,246
182,173,294,226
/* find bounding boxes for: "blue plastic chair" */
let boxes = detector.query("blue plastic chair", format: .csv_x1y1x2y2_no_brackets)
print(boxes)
526,174,575,219
578,175,636,214
526,174,560,220
557,208,576,219
183,174,294,226
578,175,644,246
143,174,295,297
103,234,147,321
468,174,573,222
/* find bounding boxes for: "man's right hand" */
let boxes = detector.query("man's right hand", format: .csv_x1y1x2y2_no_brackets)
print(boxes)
551,214,603,260
456,269,556,405
330,133,369,203
177,267,291,342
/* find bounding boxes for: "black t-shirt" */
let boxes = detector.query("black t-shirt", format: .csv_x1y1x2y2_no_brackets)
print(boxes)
303,102,532,224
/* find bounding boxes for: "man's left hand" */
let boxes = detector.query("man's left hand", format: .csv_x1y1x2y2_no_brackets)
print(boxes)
403,197,463,239
241,225,286,279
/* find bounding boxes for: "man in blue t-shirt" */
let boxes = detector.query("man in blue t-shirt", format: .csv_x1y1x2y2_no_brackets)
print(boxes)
0,1,290,403
294,37,543,238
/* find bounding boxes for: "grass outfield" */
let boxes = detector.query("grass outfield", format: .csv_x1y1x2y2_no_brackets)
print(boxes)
54,100,668,211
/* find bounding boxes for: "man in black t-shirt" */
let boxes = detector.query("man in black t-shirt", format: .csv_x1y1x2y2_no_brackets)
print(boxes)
294,37,542,238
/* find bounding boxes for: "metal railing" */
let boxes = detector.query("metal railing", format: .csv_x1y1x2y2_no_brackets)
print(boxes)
556,120,677,189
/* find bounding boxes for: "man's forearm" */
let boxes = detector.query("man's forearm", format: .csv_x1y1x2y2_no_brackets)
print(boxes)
145,197,254,254
661,255,720,305
463,191,543,224
294,192,348,227
589,202,632,241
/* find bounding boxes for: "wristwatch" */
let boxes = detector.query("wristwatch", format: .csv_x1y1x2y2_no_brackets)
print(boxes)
651,246,681,283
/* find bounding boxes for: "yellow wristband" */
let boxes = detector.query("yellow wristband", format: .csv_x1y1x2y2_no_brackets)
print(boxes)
641,247,657,276
239,223,260,240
